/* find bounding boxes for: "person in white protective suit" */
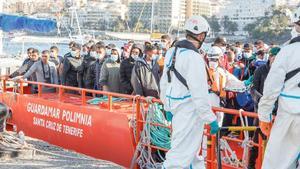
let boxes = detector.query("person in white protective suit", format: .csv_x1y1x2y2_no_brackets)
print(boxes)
206,46,247,125
160,16,219,169
258,7,300,169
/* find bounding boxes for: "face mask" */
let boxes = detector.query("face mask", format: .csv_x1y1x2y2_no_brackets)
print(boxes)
209,61,218,69
82,51,88,56
244,52,252,59
221,47,226,54
106,49,111,56
291,27,300,39
160,42,167,49
253,47,258,53
50,52,55,58
99,54,105,59
236,48,242,56
131,54,139,60
90,51,97,58
70,51,77,57
111,54,119,62
152,55,159,61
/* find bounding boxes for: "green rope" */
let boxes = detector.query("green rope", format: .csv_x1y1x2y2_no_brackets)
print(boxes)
148,103,171,150
86,96,125,105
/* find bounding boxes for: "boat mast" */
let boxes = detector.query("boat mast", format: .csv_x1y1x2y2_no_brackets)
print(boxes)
69,0,83,44
150,0,155,34
0,0,3,55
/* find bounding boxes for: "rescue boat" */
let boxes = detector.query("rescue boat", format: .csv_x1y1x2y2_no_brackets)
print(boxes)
0,78,265,169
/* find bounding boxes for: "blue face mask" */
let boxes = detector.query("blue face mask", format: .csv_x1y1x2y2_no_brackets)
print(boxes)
70,50,77,57
244,52,252,59
90,51,97,58
131,54,139,60
82,51,88,56
160,42,167,49
110,54,119,62
152,54,159,61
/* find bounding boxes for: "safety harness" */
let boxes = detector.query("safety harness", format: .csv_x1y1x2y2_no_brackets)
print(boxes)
286,36,300,87
166,40,222,97
167,47,189,90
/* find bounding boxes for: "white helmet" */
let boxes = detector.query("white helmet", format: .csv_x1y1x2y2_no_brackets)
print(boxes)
291,7,300,23
207,46,223,59
184,15,210,35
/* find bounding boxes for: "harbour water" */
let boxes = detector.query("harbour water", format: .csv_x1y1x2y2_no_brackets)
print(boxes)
2,38,127,57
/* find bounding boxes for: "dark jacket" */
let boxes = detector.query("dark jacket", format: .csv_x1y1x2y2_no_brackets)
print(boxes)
120,57,135,94
21,58,31,66
61,55,83,87
252,62,270,96
251,61,277,114
131,58,160,98
95,58,105,90
78,55,97,89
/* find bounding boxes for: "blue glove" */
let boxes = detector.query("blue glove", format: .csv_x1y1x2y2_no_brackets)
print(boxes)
165,111,173,122
209,120,220,135
243,75,253,87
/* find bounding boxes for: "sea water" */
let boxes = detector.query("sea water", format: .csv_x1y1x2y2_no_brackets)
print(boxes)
3,38,126,57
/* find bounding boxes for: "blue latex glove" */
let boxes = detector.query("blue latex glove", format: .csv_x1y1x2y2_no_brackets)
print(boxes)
243,75,253,87
165,111,173,122
209,120,220,135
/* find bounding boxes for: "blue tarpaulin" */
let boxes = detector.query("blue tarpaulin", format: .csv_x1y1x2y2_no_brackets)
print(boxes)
0,14,57,32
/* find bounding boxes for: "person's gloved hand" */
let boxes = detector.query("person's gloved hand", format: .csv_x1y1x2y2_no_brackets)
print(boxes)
165,111,173,122
209,120,220,135
259,121,272,136
243,75,253,87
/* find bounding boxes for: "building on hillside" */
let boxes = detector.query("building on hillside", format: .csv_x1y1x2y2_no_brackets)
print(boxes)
128,0,155,31
156,0,186,33
210,0,227,17
186,0,212,18
218,0,275,35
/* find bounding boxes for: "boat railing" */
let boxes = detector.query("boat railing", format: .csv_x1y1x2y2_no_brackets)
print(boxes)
0,78,161,111
1,77,264,169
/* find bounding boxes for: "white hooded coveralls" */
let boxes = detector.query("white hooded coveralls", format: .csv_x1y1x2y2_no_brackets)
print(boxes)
258,41,300,169
160,47,217,169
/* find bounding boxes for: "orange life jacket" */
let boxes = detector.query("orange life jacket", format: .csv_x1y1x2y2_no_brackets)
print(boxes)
207,68,227,98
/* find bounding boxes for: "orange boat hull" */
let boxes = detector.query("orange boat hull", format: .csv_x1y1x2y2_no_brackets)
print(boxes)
1,91,135,168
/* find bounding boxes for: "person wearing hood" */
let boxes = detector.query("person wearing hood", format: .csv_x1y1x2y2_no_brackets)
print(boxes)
131,44,160,98
160,16,218,169
213,36,229,71
61,43,83,87
99,47,121,93
94,44,107,91
206,46,247,125
120,44,143,94
257,8,300,169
